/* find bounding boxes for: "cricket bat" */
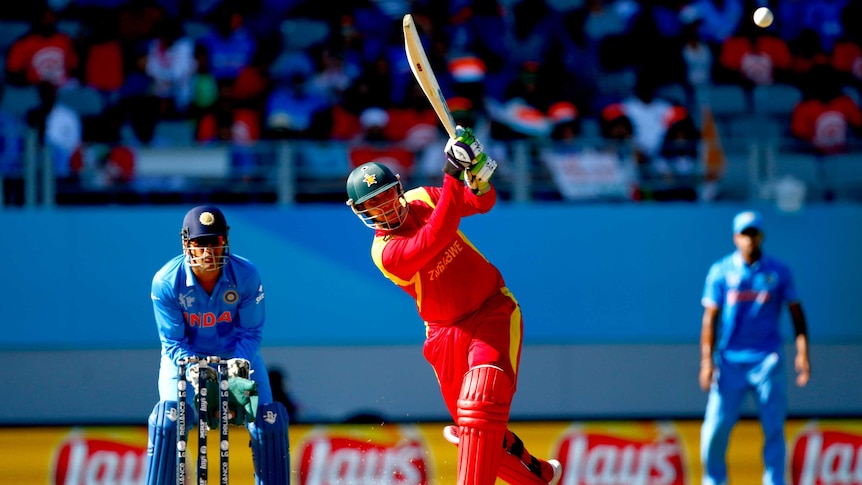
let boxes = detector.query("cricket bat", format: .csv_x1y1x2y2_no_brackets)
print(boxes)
402,14,458,138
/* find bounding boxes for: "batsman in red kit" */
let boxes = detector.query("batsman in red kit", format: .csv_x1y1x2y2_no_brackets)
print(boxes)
346,126,562,485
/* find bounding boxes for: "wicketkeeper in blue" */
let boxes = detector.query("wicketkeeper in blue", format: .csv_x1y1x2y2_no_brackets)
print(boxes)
699,210,810,485
145,205,290,484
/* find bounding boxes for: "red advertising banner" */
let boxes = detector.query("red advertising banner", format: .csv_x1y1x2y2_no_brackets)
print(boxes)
1,419,860,484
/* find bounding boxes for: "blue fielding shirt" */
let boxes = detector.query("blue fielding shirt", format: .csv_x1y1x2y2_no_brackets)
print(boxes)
702,252,799,363
151,254,265,364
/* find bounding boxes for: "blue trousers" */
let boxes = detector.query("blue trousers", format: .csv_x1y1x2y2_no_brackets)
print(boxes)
701,352,787,485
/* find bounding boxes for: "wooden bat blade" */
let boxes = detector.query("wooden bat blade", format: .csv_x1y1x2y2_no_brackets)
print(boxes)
403,14,457,138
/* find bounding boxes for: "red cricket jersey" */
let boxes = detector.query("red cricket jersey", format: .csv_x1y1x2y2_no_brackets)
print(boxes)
370,175,505,324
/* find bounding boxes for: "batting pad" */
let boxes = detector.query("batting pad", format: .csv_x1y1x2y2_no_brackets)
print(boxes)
247,402,291,484
456,365,512,485
443,426,558,485
146,401,178,485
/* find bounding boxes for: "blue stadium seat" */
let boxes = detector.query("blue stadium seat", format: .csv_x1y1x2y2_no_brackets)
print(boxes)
726,115,785,141
767,152,823,200
0,20,29,53
717,150,757,200
702,84,749,118
655,83,689,107
843,85,861,107
753,83,802,117
578,117,601,140
56,19,82,38
0,84,41,117
821,153,862,201
57,85,105,117
280,19,330,50
182,21,212,40
152,120,196,147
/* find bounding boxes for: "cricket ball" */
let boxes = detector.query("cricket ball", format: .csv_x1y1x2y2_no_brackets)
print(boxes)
753,7,774,28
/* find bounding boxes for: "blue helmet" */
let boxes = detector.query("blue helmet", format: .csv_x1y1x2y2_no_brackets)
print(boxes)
181,205,230,270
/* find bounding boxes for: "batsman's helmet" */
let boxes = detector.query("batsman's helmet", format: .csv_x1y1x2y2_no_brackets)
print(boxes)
346,162,408,230
181,205,230,270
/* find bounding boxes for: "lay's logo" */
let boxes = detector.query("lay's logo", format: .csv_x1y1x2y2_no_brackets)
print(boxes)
53,434,147,484
297,429,430,485
792,426,862,484
554,425,686,485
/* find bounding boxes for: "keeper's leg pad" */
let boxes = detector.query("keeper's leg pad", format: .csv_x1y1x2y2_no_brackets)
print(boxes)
456,365,513,485
247,402,291,485
146,401,178,485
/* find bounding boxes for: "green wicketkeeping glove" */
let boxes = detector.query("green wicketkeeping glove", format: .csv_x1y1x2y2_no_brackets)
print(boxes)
227,376,259,425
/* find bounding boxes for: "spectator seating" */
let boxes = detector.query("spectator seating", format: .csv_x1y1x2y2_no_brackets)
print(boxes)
822,153,862,200
702,84,749,119
655,82,689,107
725,115,785,141
152,120,196,147
579,116,601,141
58,85,105,117
0,20,29,53
717,149,757,200
753,83,802,118
0,84,41,118
280,19,329,51
182,20,212,40
56,19,82,38
843,85,861,107
765,152,823,200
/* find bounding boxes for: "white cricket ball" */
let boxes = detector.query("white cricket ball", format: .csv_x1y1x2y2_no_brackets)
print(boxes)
753,7,773,28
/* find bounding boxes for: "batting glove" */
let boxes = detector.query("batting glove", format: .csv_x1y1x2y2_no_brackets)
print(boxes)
464,153,497,195
445,125,483,170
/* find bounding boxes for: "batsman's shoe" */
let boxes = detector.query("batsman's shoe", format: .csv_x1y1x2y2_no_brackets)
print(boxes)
547,459,562,485
443,425,562,484
443,424,459,444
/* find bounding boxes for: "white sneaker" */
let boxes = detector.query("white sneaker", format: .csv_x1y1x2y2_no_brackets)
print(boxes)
547,459,562,485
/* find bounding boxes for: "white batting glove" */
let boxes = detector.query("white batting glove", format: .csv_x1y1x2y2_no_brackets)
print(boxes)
445,125,483,169
465,153,497,195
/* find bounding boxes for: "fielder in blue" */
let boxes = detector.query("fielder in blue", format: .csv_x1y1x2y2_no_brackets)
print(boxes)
145,205,290,484
699,210,810,485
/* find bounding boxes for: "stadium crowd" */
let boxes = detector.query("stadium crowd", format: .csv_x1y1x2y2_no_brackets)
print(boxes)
0,0,860,203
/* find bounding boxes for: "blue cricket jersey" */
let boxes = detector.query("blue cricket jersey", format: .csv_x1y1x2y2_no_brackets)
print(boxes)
702,252,799,363
151,254,265,364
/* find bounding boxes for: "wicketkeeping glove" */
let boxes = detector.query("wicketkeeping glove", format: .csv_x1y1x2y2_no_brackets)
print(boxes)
226,358,252,379
186,363,218,395
464,153,498,195
227,376,259,425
